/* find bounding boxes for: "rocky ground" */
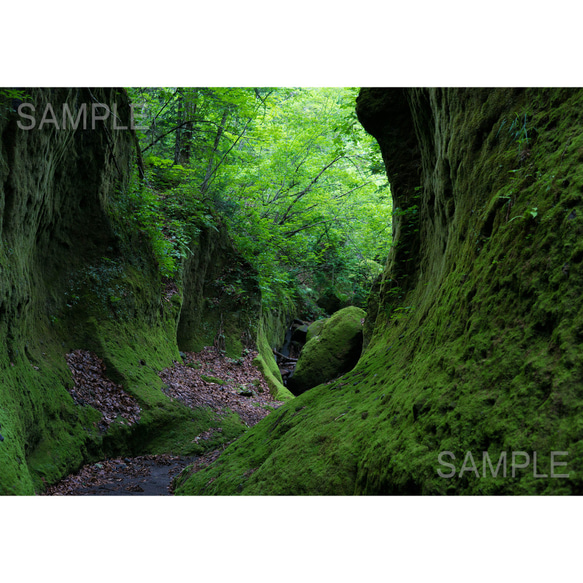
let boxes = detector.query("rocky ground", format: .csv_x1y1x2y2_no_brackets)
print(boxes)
44,346,284,495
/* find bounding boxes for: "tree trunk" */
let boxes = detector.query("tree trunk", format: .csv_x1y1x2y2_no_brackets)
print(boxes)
174,89,197,166
200,109,228,195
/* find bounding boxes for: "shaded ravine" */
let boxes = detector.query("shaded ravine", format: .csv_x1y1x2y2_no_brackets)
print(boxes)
274,318,310,385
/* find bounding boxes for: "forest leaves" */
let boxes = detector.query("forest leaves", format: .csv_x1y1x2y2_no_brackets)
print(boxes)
126,87,392,312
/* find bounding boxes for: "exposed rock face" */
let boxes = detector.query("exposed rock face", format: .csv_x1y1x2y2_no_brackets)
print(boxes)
0,88,138,494
284,306,365,395
178,88,583,495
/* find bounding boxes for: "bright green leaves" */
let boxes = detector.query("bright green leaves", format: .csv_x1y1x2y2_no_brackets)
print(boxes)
224,87,392,304
110,172,214,278
144,155,194,189
126,86,392,312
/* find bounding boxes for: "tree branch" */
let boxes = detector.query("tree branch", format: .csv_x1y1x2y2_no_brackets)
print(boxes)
141,119,226,154
283,218,339,238
142,120,197,154
278,155,343,225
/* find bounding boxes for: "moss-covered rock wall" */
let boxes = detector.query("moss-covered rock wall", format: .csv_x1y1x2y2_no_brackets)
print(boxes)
177,88,583,495
177,223,261,358
0,88,139,493
0,89,264,494
176,227,296,401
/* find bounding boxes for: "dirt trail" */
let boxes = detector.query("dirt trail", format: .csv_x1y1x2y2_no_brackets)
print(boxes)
44,346,283,496
44,454,196,496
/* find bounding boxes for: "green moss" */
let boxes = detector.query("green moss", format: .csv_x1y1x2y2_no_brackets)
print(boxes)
175,378,363,495
288,306,365,395
8,87,583,496
0,324,105,493
252,311,295,401
177,89,583,495
136,408,246,457
201,375,226,385
256,326,282,384
0,89,256,493
306,318,326,342
252,354,294,402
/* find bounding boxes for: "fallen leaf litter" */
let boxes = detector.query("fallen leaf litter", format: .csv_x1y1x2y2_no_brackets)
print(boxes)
159,346,284,427
47,346,284,495
65,349,141,432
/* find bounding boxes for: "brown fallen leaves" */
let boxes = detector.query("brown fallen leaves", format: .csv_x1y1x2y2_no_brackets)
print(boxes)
159,346,284,427
47,346,283,495
162,277,179,301
65,349,141,431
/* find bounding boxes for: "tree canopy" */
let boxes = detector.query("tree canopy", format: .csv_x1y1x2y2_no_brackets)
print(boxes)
125,87,392,315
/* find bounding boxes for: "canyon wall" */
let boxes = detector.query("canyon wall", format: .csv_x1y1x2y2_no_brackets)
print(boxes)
178,88,583,495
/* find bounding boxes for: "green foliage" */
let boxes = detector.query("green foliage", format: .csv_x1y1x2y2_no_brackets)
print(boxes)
126,87,392,312
0,88,31,101
218,88,391,311
144,155,193,189
109,172,220,278
71,257,128,318
508,206,538,223
497,110,535,157
0,88,32,119
509,112,530,149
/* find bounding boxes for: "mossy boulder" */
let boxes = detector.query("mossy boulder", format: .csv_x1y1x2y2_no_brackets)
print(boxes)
287,306,365,395
306,318,326,342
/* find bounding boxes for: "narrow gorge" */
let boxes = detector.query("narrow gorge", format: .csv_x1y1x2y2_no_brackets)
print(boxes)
2,88,583,495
